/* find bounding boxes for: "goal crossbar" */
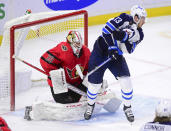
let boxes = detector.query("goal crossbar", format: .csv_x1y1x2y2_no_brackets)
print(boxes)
9,10,88,111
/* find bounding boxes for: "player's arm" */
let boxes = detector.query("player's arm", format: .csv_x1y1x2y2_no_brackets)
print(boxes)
123,28,144,54
40,45,62,75
102,13,130,45
101,13,131,57
102,13,129,34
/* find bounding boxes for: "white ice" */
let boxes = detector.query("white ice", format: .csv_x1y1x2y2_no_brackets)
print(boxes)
1,15,171,131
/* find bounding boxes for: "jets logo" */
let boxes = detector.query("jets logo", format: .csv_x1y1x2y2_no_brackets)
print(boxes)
66,65,84,79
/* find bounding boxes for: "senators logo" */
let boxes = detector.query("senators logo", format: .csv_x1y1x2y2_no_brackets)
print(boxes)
66,65,84,79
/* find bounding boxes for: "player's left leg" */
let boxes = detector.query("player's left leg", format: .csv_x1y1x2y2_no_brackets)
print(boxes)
84,49,108,120
108,56,134,122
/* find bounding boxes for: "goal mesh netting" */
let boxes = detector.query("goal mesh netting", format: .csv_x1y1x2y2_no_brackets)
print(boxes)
0,10,88,112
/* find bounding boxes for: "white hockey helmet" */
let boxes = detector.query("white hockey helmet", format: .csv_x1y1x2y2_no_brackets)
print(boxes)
130,5,147,24
155,99,171,117
67,31,83,56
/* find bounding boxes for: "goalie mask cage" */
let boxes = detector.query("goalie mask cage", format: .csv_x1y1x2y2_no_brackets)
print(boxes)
0,10,88,112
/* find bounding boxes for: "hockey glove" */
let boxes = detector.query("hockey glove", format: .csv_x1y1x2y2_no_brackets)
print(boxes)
108,46,119,60
123,28,140,42
112,30,129,42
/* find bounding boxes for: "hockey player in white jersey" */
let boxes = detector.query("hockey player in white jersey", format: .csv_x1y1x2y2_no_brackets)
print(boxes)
140,99,171,131
84,5,147,122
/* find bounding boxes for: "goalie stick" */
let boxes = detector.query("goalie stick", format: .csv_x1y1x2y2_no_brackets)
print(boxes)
13,55,87,96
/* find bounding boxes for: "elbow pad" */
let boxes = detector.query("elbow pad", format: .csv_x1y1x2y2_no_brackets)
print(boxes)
112,30,128,42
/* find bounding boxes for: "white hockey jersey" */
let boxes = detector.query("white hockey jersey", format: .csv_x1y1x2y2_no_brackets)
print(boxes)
140,122,171,131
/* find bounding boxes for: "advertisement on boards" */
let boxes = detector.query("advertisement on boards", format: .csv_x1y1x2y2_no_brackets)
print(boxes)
0,1,8,43
44,0,98,10
0,3,5,20
0,2,6,34
0,0,171,37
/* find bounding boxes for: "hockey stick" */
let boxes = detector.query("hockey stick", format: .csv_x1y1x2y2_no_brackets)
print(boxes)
76,56,113,80
13,55,86,96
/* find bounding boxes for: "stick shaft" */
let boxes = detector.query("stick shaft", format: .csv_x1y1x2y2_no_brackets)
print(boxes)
14,56,86,96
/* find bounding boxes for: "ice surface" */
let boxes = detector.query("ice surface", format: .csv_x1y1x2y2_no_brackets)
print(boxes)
0,15,171,131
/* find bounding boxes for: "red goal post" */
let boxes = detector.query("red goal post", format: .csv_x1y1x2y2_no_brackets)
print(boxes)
1,10,88,111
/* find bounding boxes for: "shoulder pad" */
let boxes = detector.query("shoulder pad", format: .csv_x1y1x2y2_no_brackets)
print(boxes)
120,13,133,22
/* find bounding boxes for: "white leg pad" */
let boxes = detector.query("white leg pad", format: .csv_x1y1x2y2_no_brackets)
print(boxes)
103,97,122,113
30,90,120,121
100,89,122,113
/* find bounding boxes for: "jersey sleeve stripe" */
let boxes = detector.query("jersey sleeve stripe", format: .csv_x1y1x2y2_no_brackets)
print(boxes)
40,56,59,67
122,32,129,42
106,22,116,31
47,51,61,61
130,42,136,53
102,27,110,34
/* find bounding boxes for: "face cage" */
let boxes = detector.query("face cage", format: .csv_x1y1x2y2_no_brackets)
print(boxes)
70,42,82,57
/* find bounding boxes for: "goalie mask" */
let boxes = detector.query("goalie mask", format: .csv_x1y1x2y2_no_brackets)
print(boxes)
67,31,83,57
130,5,147,25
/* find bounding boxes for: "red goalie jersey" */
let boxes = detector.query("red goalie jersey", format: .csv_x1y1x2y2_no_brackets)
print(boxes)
40,42,90,87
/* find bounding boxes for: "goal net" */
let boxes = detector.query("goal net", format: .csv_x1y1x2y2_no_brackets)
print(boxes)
0,10,88,112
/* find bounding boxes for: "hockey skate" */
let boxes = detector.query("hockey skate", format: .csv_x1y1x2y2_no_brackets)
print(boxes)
24,106,32,121
123,105,134,122
84,103,95,120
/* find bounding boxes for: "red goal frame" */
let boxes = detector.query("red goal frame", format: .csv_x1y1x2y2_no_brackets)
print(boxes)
9,10,88,111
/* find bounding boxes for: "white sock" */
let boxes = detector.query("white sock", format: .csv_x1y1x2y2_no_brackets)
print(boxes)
118,77,133,107
87,83,102,105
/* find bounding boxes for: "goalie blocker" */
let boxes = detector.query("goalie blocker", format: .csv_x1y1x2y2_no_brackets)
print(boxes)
49,69,87,104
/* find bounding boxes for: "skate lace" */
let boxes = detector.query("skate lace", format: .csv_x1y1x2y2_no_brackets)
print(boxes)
86,105,94,115
125,108,134,117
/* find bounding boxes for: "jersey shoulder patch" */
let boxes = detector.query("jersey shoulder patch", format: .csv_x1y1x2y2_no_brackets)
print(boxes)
61,45,68,51
58,42,70,52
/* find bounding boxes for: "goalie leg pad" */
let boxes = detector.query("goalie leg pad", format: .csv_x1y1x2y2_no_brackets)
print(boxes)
97,89,122,113
29,90,121,121
29,100,104,121
103,97,122,113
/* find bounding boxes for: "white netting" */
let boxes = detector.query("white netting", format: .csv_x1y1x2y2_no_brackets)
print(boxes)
0,10,87,112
